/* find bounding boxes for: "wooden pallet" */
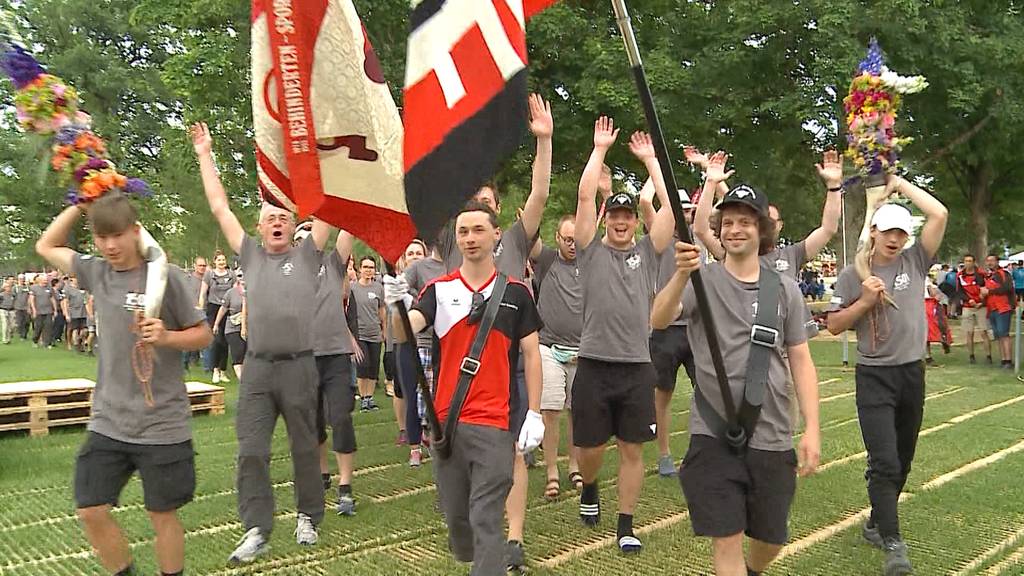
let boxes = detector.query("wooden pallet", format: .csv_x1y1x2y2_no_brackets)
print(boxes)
0,379,225,437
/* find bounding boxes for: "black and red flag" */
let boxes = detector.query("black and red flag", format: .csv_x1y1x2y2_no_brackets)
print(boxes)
403,0,556,241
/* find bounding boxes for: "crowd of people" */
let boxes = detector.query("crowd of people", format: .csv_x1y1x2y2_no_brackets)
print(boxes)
0,272,95,352
19,93,959,576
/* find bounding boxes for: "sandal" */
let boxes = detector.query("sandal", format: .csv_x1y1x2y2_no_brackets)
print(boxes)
568,471,584,490
618,535,642,554
544,477,560,500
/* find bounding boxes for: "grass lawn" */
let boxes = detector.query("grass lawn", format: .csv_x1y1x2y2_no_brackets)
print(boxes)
1,336,1024,575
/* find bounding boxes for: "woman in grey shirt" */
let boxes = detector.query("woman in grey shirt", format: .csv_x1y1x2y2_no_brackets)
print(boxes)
200,251,236,383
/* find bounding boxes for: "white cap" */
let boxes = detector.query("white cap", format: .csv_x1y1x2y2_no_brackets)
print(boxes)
871,203,914,235
678,189,694,210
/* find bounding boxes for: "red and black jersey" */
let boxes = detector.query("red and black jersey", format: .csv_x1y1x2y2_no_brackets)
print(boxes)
414,269,542,430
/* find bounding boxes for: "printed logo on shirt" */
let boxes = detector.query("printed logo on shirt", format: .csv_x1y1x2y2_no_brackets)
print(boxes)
500,302,519,311
281,262,294,276
830,295,843,305
894,273,910,292
494,241,504,258
626,253,642,270
775,259,790,272
318,265,326,278
368,292,378,300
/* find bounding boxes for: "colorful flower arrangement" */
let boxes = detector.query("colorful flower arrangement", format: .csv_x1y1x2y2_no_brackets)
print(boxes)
843,38,928,181
0,43,153,205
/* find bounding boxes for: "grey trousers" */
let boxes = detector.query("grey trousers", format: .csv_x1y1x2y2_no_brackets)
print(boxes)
32,313,52,345
236,354,324,535
432,423,514,576
0,309,14,343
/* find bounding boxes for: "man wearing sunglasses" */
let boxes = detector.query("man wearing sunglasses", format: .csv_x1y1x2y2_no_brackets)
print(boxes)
385,202,544,576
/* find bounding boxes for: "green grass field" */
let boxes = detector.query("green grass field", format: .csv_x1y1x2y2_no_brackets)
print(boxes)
1,337,1023,575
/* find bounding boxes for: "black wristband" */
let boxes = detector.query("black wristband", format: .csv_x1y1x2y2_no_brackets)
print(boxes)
827,185,844,192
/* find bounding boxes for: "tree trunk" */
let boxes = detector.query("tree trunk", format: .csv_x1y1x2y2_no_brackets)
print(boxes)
968,160,993,259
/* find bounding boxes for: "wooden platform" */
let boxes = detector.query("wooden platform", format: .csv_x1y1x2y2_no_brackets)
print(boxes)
0,379,225,437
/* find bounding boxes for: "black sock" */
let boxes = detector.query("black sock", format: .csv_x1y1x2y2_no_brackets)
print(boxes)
581,482,599,505
616,513,633,539
338,483,352,497
747,568,761,576
114,566,135,576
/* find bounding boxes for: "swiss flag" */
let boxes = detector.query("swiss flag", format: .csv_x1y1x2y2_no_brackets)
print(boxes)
403,0,557,244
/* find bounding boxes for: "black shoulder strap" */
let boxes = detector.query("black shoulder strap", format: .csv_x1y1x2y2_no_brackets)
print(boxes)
441,273,509,449
736,266,782,443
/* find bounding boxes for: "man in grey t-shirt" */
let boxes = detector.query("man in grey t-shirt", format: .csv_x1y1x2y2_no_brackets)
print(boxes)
571,120,675,553
0,278,15,344
827,177,948,576
192,120,331,561
28,276,56,348
352,256,385,412
14,275,30,340
63,277,89,352
36,193,212,576
651,178,821,576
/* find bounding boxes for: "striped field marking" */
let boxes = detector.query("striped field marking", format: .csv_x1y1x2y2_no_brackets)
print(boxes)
982,543,1024,576
951,526,1024,576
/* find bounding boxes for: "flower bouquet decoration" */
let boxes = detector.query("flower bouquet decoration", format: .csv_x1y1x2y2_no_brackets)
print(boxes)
1,44,166,323
843,38,927,306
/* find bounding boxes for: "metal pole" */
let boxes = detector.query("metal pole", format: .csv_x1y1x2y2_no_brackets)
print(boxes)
611,0,741,438
840,190,850,367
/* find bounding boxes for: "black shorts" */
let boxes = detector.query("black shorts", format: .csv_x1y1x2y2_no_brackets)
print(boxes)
357,340,382,379
316,354,357,453
679,435,797,545
68,317,87,331
649,325,696,392
74,432,196,512
225,332,247,365
571,358,656,447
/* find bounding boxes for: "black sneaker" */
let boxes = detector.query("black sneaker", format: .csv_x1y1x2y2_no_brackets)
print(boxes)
969,355,976,364
987,355,993,364
367,397,380,411
359,397,369,412
322,473,332,491
862,520,884,549
505,540,526,571
579,498,600,527
883,537,912,576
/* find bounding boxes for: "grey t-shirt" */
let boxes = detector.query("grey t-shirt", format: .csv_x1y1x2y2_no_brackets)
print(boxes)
655,245,687,328
351,280,384,342
185,273,204,307
14,286,29,310
682,263,817,451
239,234,322,355
534,246,583,348
65,286,87,319
440,219,532,281
761,241,807,280
579,235,660,363
29,285,54,315
830,242,932,366
314,251,354,356
73,254,206,444
203,268,236,306
0,290,13,310
405,257,447,349
221,287,245,335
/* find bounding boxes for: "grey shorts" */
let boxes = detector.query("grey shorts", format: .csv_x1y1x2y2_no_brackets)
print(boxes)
540,344,577,411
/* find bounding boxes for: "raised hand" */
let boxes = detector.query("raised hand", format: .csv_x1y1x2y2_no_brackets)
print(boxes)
528,94,553,139
628,131,656,163
190,122,213,157
815,150,843,189
704,151,735,183
593,116,620,150
683,146,710,169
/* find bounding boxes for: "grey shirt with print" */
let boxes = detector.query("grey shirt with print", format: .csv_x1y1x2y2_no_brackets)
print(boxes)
440,219,532,281
0,290,14,310
203,268,236,306
185,272,203,307
29,285,54,314
313,250,354,356
655,245,687,328
830,242,932,366
760,241,807,280
405,257,447,349
579,235,660,363
240,234,322,355
683,263,817,451
73,255,206,444
14,285,29,310
221,287,245,335
535,246,583,348
351,280,384,342
65,286,88,318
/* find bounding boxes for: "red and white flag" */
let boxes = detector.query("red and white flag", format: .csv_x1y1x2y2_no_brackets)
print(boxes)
252,0,416,263
403,0,556,243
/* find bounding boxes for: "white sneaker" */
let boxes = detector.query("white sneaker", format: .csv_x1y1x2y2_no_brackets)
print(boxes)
227,527,268,565
212,369,222,384
295,513,318,546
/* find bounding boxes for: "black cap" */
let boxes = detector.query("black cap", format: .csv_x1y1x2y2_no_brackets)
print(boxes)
716,184,768,216
603,192,637,214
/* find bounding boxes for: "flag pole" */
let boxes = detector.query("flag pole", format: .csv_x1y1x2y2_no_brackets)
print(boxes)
611,0,744,447
840,190,850,367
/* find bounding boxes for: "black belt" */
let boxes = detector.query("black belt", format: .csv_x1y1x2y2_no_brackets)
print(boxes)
246,349,313,362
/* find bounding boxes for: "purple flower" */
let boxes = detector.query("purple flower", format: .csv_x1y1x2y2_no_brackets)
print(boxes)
54,125,82,145
857,37,884,76
0,45,45,89
73,157,110,181
64,190,80,205
124,178,152,198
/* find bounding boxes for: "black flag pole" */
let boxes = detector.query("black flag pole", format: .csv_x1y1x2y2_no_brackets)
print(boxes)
611,0,745,449
383,261,445,446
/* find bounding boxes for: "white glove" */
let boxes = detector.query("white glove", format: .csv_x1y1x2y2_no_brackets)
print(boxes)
517,410,545,454
383,274,412,308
